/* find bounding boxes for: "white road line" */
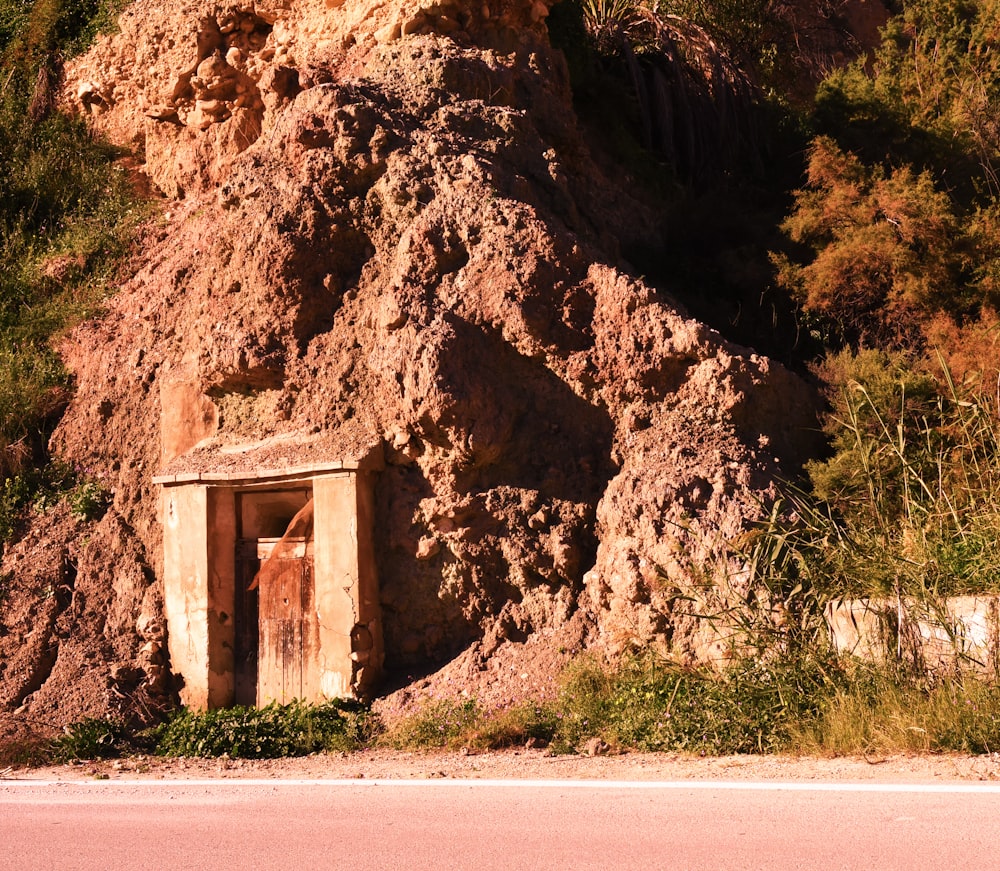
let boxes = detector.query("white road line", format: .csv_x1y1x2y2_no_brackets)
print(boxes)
2,778,1000,793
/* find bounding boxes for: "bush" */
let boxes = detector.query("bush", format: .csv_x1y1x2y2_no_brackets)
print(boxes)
0,722,54,766
152,700,379,758
774,137,982,349
378,699,483,750
52,716,128,761
68,478,108,520
0,0,143,522
790,663,1000,755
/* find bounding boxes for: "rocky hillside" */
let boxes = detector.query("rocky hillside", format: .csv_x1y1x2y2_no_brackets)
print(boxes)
0,0,879,729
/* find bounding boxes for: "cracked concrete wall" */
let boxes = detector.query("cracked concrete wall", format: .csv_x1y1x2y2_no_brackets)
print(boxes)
162,484,237,709
826,595,1000,673
314,471,383,699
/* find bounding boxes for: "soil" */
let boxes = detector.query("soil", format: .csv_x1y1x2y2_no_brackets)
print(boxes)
12,749,1000,784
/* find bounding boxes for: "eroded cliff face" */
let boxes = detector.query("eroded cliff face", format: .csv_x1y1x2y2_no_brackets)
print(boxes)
1,0,821,725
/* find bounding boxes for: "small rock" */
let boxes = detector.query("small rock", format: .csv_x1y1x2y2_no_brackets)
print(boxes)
416,536,440,560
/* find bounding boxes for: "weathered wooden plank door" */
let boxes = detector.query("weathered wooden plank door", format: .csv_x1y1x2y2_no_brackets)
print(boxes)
256,540,315,705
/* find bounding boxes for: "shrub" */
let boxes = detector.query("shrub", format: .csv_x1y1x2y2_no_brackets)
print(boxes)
378,699,482,750
790,664,1000,755
152,700,378,758
0,721,53,766
551,654,833,754
737,347,1000,603
0,0,144,533
52,716,128,761
68,478,108,520
774,137,983,348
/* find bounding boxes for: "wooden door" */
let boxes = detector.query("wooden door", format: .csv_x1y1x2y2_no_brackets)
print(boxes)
235,538,315,706
256,539,314,705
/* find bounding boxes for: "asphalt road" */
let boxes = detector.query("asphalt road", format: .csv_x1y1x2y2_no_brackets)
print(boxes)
2,778,999,870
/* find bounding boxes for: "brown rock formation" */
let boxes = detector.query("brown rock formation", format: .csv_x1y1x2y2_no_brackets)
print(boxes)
1,0,825,725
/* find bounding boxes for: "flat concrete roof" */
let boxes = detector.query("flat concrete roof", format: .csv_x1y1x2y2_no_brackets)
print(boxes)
154,428,384,486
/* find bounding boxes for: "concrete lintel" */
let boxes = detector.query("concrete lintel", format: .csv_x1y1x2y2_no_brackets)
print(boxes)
158,462,360,487
155,439,384,486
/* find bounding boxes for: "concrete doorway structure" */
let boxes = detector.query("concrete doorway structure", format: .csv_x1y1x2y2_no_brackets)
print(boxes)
154,452,383,709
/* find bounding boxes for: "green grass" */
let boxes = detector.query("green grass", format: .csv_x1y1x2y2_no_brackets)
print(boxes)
0,0,145,548
15,654,1000,765
790,665,1000,756
377,654,1000,757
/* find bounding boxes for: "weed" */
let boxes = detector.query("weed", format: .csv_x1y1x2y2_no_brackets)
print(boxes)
789,663,1000,755
0,463,107,559
378,696,563,751
377,655,842,756
68,478,108,520
463,702,559,750
151,700,379,758
0,0,145,529
378,698,482,750
0,722,52,767
551,653,835,754
52,716,127,761
745,350,1000,604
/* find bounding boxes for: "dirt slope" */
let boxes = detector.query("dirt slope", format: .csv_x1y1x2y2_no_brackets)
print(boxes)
0,0,837,729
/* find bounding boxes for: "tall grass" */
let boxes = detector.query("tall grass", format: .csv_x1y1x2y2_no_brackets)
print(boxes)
741,349,1000,603
790,664,1000,755
14,655,1000,763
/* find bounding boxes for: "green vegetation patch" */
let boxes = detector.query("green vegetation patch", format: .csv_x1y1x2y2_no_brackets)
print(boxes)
376,655,1000,757
0,0,144,551
738,349,1000,602
24,657,1000,764
151,700,379,759
51,715,129,762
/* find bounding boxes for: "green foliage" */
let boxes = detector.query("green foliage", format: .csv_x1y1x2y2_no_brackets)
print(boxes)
811,0,1000,201
30,662,1000,763
791,663,1000,755
52,716,128,761
152,700,379,758
784,2,1000,354
872,0,1000,184
0,0,142,527
0,463,107,561
774,136,989,348
381,656,835,756
0,0,29,53
551,654,833,754
68,478,108,520
742,349,1000,600
379,698,483,749
657,0,783,82
380,658,1000,757
1,0,128,64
